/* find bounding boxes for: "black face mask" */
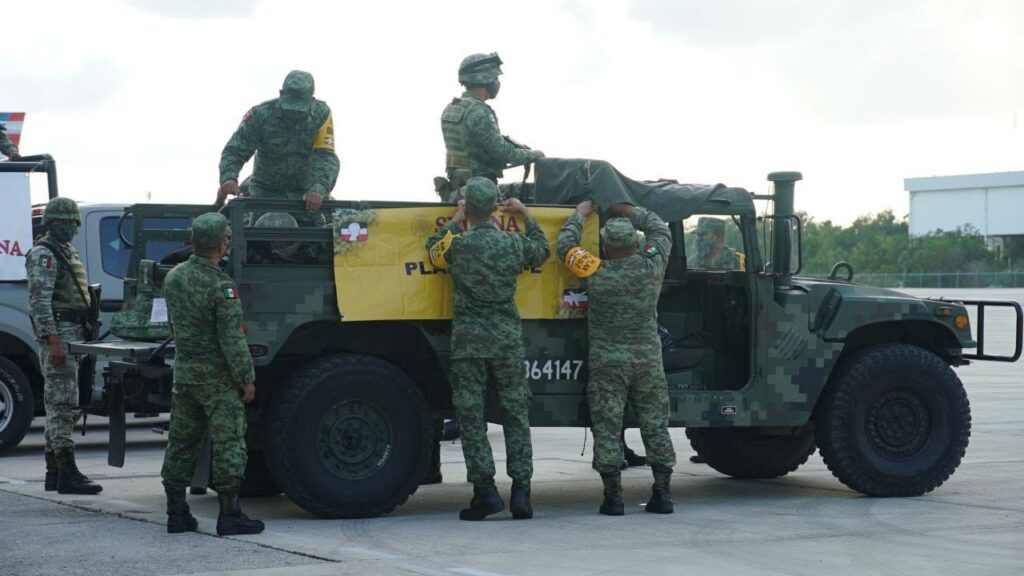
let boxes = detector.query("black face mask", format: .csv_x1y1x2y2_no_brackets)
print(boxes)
49,221,79,243
486,80,501,98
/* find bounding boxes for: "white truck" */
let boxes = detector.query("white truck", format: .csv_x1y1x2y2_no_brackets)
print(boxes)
0,156,186,454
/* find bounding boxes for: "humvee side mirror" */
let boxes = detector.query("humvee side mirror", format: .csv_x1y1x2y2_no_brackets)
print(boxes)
757,214,802,276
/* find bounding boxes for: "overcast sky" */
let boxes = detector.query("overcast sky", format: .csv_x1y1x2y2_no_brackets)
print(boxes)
4,0,1022,224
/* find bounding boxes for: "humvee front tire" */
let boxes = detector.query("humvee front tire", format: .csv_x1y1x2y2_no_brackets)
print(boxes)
685,426,816,479
816,343,971,497
240,450,282,498
0,357,34,456
265,354,432,518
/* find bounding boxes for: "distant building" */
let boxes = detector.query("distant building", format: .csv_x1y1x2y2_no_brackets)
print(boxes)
905,171,1024,238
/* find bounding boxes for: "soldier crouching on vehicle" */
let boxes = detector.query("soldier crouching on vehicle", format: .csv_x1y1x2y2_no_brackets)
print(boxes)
26,198,103,495
160,213,264,536
558,200,677,515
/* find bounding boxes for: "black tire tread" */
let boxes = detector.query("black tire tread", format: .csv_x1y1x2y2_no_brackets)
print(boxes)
265,354,432,518
815,343,971,497
0,356,34,456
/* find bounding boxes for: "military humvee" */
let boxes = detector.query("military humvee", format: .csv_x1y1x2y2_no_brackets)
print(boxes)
73,167,1022,519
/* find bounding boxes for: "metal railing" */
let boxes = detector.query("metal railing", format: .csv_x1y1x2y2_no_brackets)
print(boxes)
804,271,1024,289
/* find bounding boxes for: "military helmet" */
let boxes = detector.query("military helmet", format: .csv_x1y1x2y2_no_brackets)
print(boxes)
254,211,299,259
696,217,726,235
459,52,503,86
42,197,81,224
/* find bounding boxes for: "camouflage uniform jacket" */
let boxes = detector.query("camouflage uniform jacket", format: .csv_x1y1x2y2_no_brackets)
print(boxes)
0,126,18,157
557,208,672,365
426,218,550,359
26,234,91,338
219,99,340,199
441,91,533,180
696,246,742,270
164,256,254,388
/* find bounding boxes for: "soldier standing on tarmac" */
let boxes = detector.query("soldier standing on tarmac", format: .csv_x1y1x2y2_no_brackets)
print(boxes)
160,213,264,536
216,70,340,221
557,200,677,516
425,177,550,520
437,52,545,202
26,198,102,495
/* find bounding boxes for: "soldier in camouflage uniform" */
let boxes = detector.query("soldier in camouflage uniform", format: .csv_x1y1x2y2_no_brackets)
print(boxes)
216,70,340,222
694,217,744,270
160,213,265,536
0,123,19,159
437,53,544,202
557,200,677,515
26,198,102,495
425,177,550,520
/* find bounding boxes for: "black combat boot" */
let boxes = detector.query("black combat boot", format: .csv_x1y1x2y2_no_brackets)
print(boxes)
459,484,505,521
645,466,674,514
689,454,705,464
599,472,624,516
509,481,533,520
44,450,58,491
623,444,647,468
165,484,199,534
216,488,265,536
55,447,103,495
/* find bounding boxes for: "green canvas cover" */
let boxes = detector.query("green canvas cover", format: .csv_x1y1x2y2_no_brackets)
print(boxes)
533,158,755,220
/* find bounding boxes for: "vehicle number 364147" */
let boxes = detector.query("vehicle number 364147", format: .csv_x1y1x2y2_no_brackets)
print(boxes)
523,360,584,381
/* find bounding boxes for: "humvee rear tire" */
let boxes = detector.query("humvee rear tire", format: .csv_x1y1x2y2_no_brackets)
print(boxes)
816,343,971,497
685,426,816,479
0,357,34,456
265,354,432,518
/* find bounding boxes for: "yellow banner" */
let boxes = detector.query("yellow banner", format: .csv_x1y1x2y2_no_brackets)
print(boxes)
332,206,599,321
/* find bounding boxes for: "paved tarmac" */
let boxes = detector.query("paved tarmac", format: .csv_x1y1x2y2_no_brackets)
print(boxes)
1,288,1022,576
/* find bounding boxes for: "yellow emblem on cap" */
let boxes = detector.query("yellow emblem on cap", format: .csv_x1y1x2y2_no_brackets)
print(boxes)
428,230,459,269
564,246,601,278
313,113,335,150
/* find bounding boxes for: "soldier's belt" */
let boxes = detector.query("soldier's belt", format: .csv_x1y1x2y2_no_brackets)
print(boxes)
53,310,87,324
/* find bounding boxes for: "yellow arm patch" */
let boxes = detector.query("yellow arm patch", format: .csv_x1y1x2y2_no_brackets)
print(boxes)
428,230,459,269
737,252,746,272
313,113,335,150
564,246,601,278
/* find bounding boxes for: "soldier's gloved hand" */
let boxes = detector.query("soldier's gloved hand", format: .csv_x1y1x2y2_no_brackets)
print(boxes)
501,198,531,219
575,199,595,217
303,191,323,213
529,150,545,160
240,382,256,404
47,335,66,369
452,200,467,224
216,180,240,205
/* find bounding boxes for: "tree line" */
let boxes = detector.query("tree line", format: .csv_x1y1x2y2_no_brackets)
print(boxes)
795,210,1021,275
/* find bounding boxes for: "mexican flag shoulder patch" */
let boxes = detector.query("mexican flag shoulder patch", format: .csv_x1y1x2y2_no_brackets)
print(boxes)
223,286,239,299
643,244,659,258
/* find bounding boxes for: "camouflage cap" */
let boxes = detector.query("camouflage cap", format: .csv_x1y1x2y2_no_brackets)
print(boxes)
42,197,81,223
601,217,637,248
696,217,726,234
463,177,498,213
280,70,315,112
191,212,231,250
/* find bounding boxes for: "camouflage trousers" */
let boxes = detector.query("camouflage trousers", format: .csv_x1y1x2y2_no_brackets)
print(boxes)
161,383,247,491
450,357,533,491
38,323,84,451
588,360,676,475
